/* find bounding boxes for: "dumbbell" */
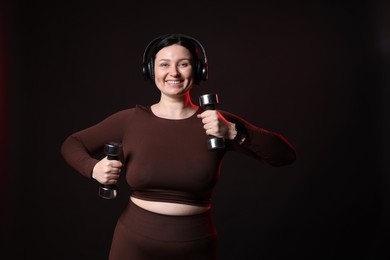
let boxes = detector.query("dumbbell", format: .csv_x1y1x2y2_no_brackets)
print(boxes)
199,93,226,150
98,142,122,199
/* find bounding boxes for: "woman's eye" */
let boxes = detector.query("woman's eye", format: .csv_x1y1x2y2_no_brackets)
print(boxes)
179,63,189,67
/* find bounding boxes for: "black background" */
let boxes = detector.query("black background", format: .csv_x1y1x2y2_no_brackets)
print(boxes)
1,0,390,259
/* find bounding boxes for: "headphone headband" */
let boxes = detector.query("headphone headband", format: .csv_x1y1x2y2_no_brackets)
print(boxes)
142,34,208,85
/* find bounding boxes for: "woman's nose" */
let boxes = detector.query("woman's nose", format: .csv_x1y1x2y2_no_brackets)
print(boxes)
169,66,180,76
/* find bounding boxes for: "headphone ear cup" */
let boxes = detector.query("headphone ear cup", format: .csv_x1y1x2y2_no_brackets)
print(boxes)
194,60,207,84
147,58,154,81
142,62,149,80
194,60,200,84
201,60,207,81
197,60,207,83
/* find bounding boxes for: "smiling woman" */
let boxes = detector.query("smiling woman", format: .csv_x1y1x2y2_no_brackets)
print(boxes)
61,33,296,260
151,44,197,118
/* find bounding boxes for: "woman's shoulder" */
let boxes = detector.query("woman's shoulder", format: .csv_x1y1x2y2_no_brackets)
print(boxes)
110,105,152,118
135,104,151,113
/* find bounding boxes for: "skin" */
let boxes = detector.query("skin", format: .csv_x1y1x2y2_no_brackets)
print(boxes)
92,44,239,215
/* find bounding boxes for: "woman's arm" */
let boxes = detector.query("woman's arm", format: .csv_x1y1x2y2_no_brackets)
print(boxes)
198,109,296,166
60,109,134,178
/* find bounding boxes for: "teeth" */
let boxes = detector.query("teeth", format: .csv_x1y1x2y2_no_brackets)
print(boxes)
167,81,180,84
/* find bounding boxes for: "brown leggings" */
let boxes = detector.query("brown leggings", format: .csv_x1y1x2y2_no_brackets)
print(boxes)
108,200,218,260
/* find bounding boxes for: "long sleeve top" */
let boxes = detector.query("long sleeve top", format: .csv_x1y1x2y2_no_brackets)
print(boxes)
61,105,296,206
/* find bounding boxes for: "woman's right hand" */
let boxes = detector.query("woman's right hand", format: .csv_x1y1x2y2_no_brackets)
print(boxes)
92,157,123,185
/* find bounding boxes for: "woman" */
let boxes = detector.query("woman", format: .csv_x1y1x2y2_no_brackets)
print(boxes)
61,33,296,259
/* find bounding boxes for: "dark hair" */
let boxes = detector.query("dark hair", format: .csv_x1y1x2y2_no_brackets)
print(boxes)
149,34,201,65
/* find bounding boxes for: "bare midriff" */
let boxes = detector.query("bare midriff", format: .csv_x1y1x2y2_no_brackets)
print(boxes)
131,196,211,216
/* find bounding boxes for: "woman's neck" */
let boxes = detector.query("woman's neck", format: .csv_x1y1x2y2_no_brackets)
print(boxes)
151,95,199,119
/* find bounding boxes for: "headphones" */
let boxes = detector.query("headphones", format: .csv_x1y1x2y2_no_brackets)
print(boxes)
142,33,208,85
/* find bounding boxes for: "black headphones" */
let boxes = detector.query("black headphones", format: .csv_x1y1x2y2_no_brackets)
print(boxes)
142,33,208,85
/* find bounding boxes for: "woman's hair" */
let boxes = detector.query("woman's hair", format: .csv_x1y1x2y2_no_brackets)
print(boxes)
150,34,200,63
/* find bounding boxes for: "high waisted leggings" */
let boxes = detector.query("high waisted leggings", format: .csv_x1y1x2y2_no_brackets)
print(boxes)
108,200,218,260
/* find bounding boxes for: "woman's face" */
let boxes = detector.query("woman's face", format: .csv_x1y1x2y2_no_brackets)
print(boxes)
154,44,194,98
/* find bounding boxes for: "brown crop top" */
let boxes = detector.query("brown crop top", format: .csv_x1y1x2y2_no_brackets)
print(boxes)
61,105,296,206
